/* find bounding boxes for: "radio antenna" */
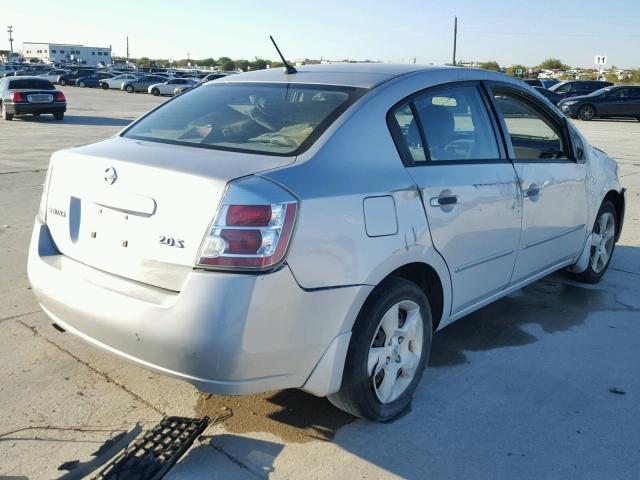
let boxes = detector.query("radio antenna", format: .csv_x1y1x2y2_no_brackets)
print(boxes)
270,35,297,74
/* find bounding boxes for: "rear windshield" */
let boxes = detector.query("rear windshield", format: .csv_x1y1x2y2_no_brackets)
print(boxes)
8,78,55,90
123,82,366,155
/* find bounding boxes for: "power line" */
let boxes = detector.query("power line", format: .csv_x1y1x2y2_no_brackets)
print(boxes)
460,29,640,38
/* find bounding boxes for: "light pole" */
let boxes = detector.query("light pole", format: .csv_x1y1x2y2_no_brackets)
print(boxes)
7,25,14,61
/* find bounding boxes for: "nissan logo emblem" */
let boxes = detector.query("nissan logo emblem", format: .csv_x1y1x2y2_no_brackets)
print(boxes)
104,167,118,185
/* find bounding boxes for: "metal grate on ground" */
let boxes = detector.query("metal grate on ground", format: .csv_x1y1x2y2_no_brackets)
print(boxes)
92,416,209,480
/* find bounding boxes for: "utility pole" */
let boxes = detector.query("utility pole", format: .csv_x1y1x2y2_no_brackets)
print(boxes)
452,16,457,66
7,25,14,60
126,36,129,62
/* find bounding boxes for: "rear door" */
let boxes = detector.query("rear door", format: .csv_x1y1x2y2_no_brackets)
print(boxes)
488,84,587,284
389,83,522,315
627,87,640,117
599,87,629,116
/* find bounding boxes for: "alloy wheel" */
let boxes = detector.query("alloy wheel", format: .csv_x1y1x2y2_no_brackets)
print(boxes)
590,211,615,273
579,105,595,121
368,300,423,404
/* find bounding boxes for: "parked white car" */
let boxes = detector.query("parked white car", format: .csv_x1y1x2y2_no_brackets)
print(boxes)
148,78,198,96
38,69,71,83
99,73,141,90
28,64,626,422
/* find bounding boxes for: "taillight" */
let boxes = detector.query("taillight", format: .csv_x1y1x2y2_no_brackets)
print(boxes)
55,91,66,102
12,91,25,102
197,202,297,269
38,159,54,223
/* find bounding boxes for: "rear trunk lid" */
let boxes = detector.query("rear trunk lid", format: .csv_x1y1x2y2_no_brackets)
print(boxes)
44,136,294,291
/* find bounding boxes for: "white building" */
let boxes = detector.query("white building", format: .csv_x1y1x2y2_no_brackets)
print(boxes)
22,42,112,66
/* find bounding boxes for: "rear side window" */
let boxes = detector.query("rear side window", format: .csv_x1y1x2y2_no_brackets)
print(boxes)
8,79,55,90
124,83,365,155
493,91,567,160
389,84,499,163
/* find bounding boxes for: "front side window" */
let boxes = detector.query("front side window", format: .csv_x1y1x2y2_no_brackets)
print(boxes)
493,91,567,160
124,82,364,155
606,88,630,99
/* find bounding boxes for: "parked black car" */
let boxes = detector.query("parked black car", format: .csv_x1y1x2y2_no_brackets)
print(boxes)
74,72,115,88
533,86,563,105
0,77,66,121
58,68,96,86
558,85,640,121
548,80,613,101
524,79,560,89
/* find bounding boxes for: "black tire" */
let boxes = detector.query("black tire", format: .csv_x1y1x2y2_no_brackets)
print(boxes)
125,85,135,93
79,81,86,88
59,79,67,86
101,82,109,90
578,104,596,121
328,277,433,421
1,103,13,121
151,88,160,96
636,117,640,122
569,200,617,284
53,112,64,121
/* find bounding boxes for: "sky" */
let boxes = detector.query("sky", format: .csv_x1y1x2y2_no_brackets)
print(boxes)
6,0,640,68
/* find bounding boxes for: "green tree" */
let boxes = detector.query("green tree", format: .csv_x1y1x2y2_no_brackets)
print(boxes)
138,57,150,67
236,59,250,71
506,64,528,77
478,61,500,72
221,60,236,71
252,58,268,70
605,66,619,83
537,58,570,71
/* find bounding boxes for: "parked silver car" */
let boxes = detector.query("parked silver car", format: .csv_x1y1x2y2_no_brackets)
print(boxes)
28,64,625,421
148,78,197,96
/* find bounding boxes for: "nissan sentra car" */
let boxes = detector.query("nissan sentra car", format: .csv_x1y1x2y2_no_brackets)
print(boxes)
28,64,625,421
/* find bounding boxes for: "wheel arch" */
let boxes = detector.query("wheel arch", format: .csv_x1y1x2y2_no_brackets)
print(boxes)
385,262,445,331
603,189,625,241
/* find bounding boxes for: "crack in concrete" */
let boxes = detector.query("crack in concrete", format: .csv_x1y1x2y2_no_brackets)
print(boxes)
0,169,46,175
0,310,42,323
16,319,167,417
610,267,640,276
207,441,267,479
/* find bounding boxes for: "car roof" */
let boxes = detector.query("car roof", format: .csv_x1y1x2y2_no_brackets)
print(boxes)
6,75,51,81
219,63,450,88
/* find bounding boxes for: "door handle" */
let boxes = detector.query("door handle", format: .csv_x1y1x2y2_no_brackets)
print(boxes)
429,194,459,207
523,185,541,198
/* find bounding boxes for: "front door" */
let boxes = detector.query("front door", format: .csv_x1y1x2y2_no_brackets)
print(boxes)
489,85,588,284
388,83,521,314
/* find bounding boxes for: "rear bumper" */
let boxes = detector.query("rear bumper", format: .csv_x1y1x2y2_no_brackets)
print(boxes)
6,102,66,115
27,219,369,395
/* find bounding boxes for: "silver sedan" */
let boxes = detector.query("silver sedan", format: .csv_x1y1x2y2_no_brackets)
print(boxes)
148,78,198,96
28,64,625,421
